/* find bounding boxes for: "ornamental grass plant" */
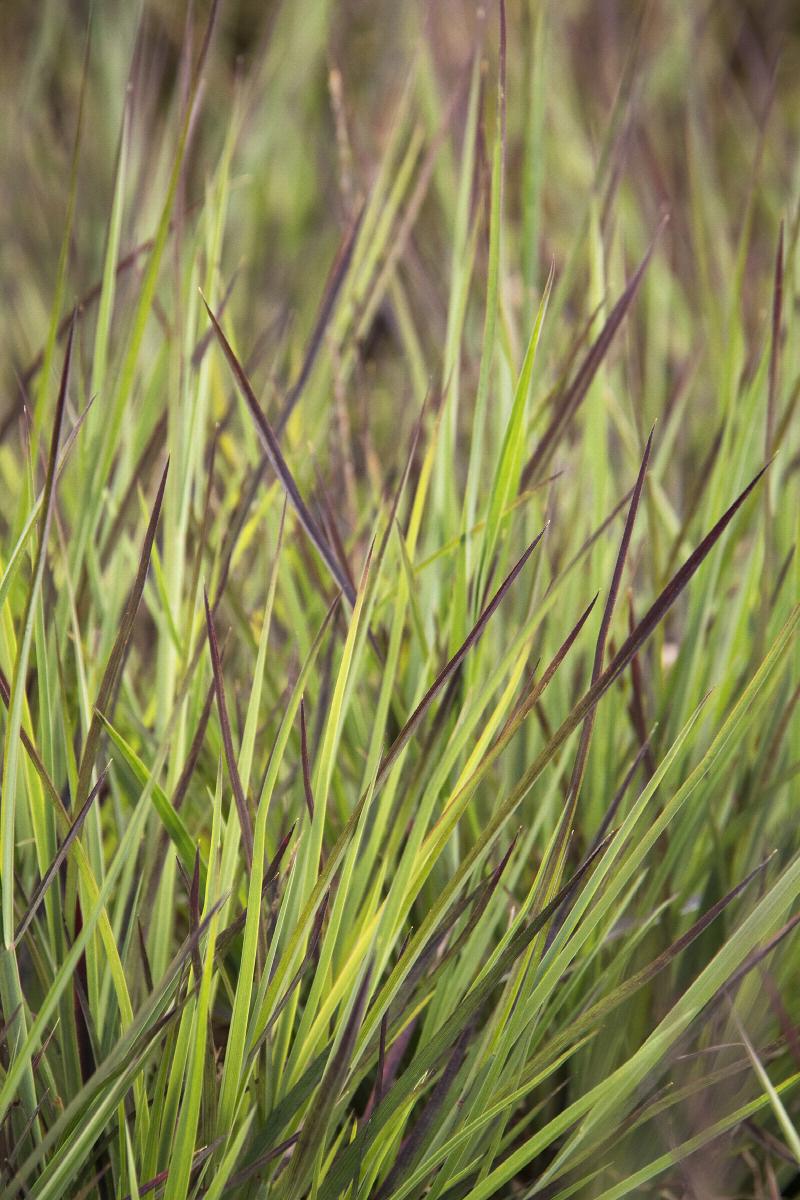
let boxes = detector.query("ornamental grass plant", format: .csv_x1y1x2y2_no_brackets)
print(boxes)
2,2,800,1197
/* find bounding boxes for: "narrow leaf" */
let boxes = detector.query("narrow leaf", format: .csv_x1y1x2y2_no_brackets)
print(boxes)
202,296,357,606
204,590,255,871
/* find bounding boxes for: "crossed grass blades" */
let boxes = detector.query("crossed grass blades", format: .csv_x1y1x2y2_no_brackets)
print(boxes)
2,1,800,1198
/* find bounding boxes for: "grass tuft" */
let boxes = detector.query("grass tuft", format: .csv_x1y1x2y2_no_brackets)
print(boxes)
1,4,800,1198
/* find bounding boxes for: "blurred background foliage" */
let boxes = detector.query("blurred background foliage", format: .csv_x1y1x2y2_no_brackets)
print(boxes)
4,0,800,445
3,4,800,1197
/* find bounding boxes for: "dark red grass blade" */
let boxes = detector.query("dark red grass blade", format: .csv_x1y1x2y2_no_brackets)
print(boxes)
545,856,778,1072
375,387,430,572
189,847,202,977
75,458,169,812
202,296,357,607
377,528,545,784
316,837,613,1200
278,201,366,432
315,468,357,599
662,912,800,1076
626,592,656,778
565,428,653,812
522,224,664,487
204,589,255,871
172,679,215,815
216,824,296,960
191,266,240,370
14,767,109,947
375,1013,388,1113
497,594,599,743
445,833,520,965
603,463,767,689
137,920,154,994
549,487,633,587
286,961,374,1194
299,699,315,823
721,912,800,1005
97,414,167,575
647,856,775,976
37,309,74,538
15,237,155,396
373,1022,474,1200
247,894,330,1064
364,1014,417,1123
121,1138,223,1200
591,735,653,857
225,1132,301,1191
546,733,653,950
766,220,784,456
401,836,522,1012
524,464,770,830
662,423,724,578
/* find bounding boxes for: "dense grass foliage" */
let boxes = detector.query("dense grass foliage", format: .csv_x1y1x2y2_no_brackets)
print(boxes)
2,2,800,1196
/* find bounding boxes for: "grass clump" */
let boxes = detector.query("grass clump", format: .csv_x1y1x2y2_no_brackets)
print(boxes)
1,2,800,1197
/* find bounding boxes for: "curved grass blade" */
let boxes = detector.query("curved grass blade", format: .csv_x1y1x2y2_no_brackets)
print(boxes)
202,296,357,607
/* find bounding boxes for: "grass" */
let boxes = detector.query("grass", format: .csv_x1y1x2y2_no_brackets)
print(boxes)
1,1,800,1197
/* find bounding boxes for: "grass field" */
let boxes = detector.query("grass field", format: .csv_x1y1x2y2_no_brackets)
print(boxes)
2,2,800,1197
